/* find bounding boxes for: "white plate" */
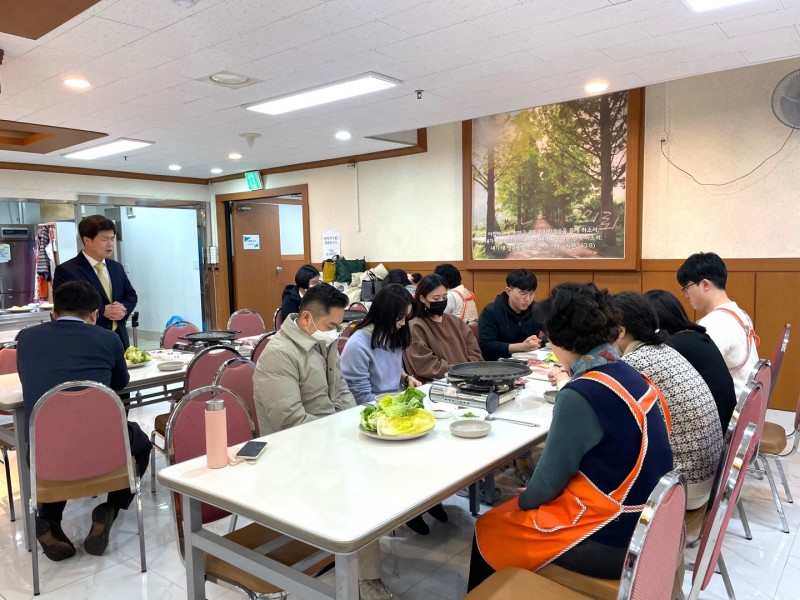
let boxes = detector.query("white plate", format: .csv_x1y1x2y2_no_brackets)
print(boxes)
454,407,488,420
126,360,150,369
157,361,184,372
8,307,32,313
359,425,432,441
424,400,457,419
450,419,491,438
543,389,558,404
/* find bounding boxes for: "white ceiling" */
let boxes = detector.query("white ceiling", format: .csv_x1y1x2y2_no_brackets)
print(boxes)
0,0,798,179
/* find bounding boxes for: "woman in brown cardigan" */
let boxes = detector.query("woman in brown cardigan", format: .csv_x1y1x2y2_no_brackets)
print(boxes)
403,274,483,383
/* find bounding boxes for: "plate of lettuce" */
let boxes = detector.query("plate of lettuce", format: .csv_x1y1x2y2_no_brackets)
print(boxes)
359,387,436,440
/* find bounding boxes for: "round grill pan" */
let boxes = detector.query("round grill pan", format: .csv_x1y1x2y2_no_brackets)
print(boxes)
447,361,531,383
180,330,238,342
343,310,367,322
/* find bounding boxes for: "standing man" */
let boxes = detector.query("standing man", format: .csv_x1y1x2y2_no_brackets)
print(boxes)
53,215,137,349
253,284,393,600
17,281,151,561
677,252,759,398
478,269,543,361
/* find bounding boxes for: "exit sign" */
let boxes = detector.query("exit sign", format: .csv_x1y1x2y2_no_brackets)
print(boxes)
244,171,263,190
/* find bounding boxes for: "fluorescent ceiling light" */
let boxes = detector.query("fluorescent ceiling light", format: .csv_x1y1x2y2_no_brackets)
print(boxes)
168,164,182,171
228,152,242,160
63,78,90,89
246,73,400,115
335,131,352,141
584,80,609,94
210,168,223,174
682,0,755,12
63,139,153,160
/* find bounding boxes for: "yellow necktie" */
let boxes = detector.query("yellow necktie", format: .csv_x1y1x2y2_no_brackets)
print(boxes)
94,263,117,331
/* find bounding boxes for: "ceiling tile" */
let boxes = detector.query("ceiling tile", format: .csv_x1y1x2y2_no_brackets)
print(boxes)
232,49,323,81
96,0,228,31
637,0,784,36
0,104,38,121
743,38,800,62
67,46,175,88
720,7,800,37
44,17,152,58
377,22,494,62
378,0,523,36
673,26,800,62
7,46,94,79
453,23,574,62
636,52,748,83
298,21,411,59
212,17,329,60
602,23,729,61
468,0,609,36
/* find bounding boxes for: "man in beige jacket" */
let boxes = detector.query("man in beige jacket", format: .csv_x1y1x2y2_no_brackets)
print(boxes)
253,284,393,600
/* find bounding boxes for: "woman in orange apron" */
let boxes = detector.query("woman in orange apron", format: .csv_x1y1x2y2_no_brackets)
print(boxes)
468,283,674,590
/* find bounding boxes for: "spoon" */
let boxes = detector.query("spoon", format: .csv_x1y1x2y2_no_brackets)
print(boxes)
485,415,540,427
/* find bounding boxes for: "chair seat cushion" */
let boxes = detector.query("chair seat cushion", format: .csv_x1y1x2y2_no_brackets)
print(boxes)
761,421,788,455
37,464,130,503
154,412,172,436
463,567,588,600
538,563,619,600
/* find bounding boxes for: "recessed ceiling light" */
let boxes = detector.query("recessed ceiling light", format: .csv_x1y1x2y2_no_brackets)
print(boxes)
63,139,153,160
584,80,610,94
335,131,352,141
682,0,755,12
209,71,251,87
173,0,198,8
168,164,182,171
228,152,242,160
246,72,401,116
210,168,223,174
63,78,90,89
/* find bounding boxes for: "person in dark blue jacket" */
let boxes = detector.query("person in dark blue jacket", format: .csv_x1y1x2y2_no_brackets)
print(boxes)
478,269,544,361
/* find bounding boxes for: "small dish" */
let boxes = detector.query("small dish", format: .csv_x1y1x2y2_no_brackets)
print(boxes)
543,389,558,404
450,419,491,439
454,407,488,420
126,360,149,369
157,361,184,372
424,400,457,419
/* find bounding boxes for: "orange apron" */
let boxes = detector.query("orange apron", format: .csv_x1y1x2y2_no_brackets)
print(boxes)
475,371,671,572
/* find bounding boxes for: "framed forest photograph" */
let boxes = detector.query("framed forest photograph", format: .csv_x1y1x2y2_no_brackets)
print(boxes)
463,88,643,270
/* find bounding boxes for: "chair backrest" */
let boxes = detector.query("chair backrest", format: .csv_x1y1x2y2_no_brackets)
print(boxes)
250,332,275,364
769,323,790,398
185,345,240,392
164,385,255,530
337,320,359,355
227,309,266,339
619,471,687,600
0,345,17,375
29,381,133,503
746,359,771,446
160,320,200,349
690,423,757,598
468,320,479,343
214,357,258,436
348,302,368,313
273,307,284,331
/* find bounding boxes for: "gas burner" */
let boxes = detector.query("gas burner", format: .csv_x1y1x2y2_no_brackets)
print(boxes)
453,380,511,394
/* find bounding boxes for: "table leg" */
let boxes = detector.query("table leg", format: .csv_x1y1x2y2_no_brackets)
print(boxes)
12,407,31,551
469,481,480,516
335,552,359,600
182,495,206,599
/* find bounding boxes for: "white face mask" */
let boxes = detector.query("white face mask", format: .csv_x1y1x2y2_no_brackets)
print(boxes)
309,315,339,347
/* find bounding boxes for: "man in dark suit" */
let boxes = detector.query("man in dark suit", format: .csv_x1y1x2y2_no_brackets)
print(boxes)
17,281,151,562
53,215,138,349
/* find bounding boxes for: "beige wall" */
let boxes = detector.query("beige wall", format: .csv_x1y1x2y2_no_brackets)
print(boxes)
642,56,800,259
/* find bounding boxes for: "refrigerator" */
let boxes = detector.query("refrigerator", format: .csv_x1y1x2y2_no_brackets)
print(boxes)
0,225,35,309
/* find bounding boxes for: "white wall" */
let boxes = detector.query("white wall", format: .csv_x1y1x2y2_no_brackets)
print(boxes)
642,57,800,259
212,123,463,262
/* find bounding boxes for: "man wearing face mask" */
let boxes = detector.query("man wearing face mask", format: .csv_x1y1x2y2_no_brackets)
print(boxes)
253,284,354,435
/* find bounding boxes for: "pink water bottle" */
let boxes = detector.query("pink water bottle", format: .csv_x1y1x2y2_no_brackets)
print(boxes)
205,399,228,469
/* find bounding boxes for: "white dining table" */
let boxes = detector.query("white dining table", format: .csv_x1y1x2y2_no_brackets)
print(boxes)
157,376,555,600
0,358,189,550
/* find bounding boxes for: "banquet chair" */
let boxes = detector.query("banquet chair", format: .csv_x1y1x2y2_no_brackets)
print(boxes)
337,320,359,355
0,342,17,521
273,308,284,332
250,332,275,364
150,346,240,492
214,357,258,436
165,385,333,599
768,323,790,396
685,423,759,600
160,320,200,349
227,309,266,339
348,302,368,312
463,471,688,600
29,381,146,595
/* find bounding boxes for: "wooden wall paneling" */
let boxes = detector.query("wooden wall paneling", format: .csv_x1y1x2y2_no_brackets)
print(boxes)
594,272,642,295
755,272,800,411
473,272,513,313
549,271,593,288
641,271,695,320
724,272,756,320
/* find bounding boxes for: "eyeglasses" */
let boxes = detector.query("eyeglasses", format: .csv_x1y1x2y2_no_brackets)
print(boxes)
509,288,535,299
680,282,698,295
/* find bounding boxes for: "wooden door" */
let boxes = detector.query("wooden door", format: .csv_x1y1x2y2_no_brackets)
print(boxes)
230,203,282,325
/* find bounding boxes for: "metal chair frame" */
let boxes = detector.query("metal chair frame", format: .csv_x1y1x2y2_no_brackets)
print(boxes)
160,320,200,349
227,309,266,339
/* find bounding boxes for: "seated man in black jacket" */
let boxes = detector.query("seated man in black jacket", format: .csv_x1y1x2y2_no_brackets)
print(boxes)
478,269,543,361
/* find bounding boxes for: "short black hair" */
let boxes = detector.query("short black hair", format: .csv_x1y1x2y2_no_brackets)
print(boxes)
295,264,320,289
506,269,537,291
78,215,116,241
410,273,422,284
643,289,705,335
611,292,669,345
54,281,102,318
677,252,727,290
385,269,409,286
434,263,461,288
355,284,413,350
532,282,620,355
299,283,347,317
413,274,447,318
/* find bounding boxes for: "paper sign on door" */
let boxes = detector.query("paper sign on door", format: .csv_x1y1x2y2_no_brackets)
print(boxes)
243,235,260,250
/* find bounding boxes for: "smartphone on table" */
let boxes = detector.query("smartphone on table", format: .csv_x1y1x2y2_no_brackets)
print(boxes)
235,441,268,462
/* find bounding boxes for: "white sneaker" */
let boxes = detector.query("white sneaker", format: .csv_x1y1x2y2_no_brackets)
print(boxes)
359,578,394,600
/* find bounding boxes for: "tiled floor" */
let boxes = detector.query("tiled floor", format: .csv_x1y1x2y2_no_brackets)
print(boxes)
1,406,799,599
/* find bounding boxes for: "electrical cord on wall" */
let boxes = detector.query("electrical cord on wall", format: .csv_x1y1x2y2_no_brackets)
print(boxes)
660,127,795,187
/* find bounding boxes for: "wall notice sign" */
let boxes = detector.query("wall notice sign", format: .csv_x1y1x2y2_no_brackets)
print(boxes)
243,235,260,250
322,228,340,260
0,244,9,263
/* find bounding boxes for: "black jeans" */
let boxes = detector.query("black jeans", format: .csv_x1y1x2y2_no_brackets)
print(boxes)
38,421,152,522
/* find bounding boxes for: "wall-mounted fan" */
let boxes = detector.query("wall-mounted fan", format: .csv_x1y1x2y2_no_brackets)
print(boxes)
772,69,800,129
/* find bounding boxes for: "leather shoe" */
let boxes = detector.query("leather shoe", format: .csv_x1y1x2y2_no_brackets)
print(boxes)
405,515,430,535
84,503,116,556
36,518,75,561
427,503,448,523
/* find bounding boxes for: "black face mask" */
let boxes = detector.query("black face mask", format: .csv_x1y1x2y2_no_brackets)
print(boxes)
425,300,448,316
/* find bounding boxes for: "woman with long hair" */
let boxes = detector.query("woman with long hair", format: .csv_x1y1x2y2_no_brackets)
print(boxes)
403,274,482,383
644,289,736,432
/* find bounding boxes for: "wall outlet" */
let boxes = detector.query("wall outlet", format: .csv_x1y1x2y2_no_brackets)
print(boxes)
660,132,668,143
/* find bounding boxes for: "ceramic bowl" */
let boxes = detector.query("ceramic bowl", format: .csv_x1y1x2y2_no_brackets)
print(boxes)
454,407,488,420
450,419,491,439
543,389,558,404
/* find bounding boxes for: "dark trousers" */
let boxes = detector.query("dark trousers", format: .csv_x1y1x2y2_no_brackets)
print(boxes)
39,421,152,522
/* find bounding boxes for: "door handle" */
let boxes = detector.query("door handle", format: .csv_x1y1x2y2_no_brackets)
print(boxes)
275,266,283,273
